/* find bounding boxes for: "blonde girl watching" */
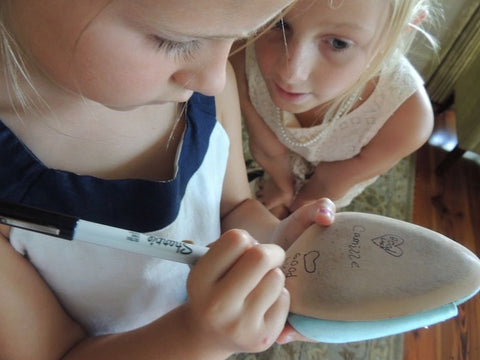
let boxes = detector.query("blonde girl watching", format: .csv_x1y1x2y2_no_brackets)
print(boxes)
232,0,437,219
0,1,337,359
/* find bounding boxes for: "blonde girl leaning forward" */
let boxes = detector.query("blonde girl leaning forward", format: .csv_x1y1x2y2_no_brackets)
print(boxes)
232,0,436,218
0,1,337,359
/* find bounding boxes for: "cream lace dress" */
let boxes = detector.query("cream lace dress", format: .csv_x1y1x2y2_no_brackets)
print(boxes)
245,45,425,208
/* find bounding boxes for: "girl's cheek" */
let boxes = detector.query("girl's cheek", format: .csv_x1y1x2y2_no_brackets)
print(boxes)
257,46,279,73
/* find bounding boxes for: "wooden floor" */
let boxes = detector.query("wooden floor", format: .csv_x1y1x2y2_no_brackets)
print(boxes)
403,136,480,358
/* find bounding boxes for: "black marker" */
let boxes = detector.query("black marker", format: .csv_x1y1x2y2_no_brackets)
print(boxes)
0,200,208,264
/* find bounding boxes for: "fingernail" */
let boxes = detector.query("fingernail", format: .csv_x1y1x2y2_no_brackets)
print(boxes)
319,207,334,219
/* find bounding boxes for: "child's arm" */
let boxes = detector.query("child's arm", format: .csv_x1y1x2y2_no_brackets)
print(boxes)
230,46,296,210
0,225,289,360
0,227,86,360
218,62,335,242
212,61,337,346
291,86,434,212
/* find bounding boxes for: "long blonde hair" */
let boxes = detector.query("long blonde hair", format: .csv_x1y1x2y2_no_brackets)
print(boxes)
322,0,440,125
0,1,116,115
0,1,42,113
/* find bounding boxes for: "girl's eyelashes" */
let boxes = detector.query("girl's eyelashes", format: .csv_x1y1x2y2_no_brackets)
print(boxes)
273,18,291,32
271,20,352,54
151,35,200,60
325,37,353,52
269,19,353,54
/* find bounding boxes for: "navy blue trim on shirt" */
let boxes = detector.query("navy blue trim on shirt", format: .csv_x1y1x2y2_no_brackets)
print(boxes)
0,93,217,232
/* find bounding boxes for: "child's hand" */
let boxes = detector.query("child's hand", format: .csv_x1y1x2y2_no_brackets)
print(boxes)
289,179,329,213
269,204,291,220
184,229,290,355
256,177,294,213
271,198,336,250
276,322,316,344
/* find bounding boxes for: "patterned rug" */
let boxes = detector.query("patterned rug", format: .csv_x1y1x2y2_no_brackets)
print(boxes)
231,132,416,360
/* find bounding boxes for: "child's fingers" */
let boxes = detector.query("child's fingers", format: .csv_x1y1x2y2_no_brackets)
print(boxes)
276,322,316,344
244,267,287,316
273,197,336,249
312,197,336,225
243,276,290,352
187,229,256,309
217,243,285,306
185,233,289,353
193,229,255,282
293,197,335,225
262,287,291,340
289,197,336,233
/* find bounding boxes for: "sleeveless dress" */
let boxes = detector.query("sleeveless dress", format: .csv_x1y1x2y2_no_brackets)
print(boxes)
0,93,229,335
246,45,425,208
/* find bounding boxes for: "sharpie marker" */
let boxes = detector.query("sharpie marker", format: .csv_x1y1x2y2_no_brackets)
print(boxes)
0,200,208,265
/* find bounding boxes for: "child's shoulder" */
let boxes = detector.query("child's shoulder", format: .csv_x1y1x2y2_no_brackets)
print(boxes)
370,54,425,111
381,54,424,89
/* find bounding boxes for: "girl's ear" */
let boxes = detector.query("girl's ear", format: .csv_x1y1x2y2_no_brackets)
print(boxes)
407,9,428,30
405,9,428,33
412,9,428,27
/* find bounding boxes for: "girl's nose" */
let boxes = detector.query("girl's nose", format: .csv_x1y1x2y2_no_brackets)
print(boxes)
173,40,232,96
278,41,313,83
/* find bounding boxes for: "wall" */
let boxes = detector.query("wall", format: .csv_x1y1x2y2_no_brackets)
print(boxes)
408,0,479,81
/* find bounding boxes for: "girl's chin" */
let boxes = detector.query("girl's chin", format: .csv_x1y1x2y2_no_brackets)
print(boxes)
269,87,315,113
272,98,314,114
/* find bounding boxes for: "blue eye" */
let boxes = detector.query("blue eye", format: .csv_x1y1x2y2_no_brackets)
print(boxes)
327,37,352,51
152,35,200,60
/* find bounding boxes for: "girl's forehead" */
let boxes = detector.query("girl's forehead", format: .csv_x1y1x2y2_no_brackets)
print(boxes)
287,0,389,32
128,0,294,38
